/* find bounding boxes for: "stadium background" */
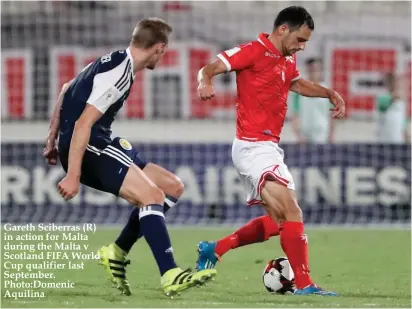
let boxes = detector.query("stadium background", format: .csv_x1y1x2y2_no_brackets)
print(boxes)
1,1,411,226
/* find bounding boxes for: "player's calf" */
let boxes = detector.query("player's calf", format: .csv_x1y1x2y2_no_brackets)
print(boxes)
100,166,186,295
118,164,211,292
261,181,313,290
114,163,184,256
196,215,280,270
261,181,337,295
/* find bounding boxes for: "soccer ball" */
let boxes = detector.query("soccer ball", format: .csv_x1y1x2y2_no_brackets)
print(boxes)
262,257,296,294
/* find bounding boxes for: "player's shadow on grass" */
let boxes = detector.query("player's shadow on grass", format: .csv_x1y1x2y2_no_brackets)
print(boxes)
72,282,96,288
50,290,104,298
50,290,127,304
342,292,411,299
244,296,321,305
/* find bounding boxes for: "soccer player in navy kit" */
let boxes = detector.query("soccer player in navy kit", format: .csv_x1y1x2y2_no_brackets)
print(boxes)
43,18,216,297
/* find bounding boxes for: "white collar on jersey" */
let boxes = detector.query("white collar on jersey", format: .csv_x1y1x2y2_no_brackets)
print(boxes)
125,47,136,79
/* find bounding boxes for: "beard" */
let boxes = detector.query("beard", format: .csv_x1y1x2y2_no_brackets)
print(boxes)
146,63,156,70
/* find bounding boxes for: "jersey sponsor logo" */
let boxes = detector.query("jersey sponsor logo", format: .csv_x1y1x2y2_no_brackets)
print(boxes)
265,52,277,58
119,138,132,150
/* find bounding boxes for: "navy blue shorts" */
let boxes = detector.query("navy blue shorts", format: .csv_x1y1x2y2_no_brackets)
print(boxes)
58,137,148,196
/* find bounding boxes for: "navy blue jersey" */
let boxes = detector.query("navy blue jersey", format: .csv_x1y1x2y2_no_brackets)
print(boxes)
59,48,135,149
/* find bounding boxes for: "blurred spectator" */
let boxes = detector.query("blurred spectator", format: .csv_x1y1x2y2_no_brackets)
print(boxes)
376,72,408,144
405,118,411,143
290,58,334,144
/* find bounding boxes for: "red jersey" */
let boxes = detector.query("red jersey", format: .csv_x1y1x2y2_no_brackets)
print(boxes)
217,33,300,142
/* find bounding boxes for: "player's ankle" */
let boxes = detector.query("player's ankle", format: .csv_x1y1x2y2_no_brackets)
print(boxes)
295,274,313,289
113,243,127,255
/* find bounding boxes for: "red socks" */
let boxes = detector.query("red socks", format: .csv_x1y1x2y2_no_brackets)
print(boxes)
213,216,313,289
279,221,313,289
215,215,279,257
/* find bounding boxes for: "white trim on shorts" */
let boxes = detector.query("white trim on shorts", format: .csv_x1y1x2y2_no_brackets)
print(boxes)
247,165,290,206
86,144,132,167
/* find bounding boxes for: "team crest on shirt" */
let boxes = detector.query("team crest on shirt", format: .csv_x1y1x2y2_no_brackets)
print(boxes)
119,138,132,150
285,56,294,63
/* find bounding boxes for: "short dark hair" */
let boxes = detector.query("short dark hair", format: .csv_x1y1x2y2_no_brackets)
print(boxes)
131,18,173,49
274,6,314,31
305,57,322,66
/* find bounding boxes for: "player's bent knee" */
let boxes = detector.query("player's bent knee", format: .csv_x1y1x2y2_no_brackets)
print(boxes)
163,174,184,198
172,177,184,198
141,186,165,206
120,166,165,207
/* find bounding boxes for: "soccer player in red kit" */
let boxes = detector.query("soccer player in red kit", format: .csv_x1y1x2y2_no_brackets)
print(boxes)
195,6,345,296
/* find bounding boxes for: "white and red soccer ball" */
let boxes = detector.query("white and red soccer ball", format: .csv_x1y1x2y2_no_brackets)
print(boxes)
262,257,296,294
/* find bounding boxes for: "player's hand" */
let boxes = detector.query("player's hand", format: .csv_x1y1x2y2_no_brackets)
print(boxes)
58,175,80,201
43,137,58,165
197,83,215,100
328,91,346,118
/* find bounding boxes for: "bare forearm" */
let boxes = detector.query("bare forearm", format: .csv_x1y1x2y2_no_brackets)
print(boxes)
67,122,91,178
197,60,227,85
197,59,230,100
48,82,71,139
197,66,215,85
290,79,334,98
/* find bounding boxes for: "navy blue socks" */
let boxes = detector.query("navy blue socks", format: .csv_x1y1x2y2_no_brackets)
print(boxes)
139,204,177,275
115,195,178,253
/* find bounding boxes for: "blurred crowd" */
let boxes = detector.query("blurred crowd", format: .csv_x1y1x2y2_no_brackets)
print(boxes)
290,58,410,144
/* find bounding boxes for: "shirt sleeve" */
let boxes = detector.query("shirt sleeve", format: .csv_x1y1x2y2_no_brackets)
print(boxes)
86,82,123,114
217,43,255,72
86,59,131,114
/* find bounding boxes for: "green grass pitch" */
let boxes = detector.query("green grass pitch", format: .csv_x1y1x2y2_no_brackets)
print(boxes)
1,226,411,308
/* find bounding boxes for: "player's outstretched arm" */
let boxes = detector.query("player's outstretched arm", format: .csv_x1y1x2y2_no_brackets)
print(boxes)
198,43,254,100
197,59,228,100
290,78,333,98
43,81,72,165
58,105,102,200
290,79,346,118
